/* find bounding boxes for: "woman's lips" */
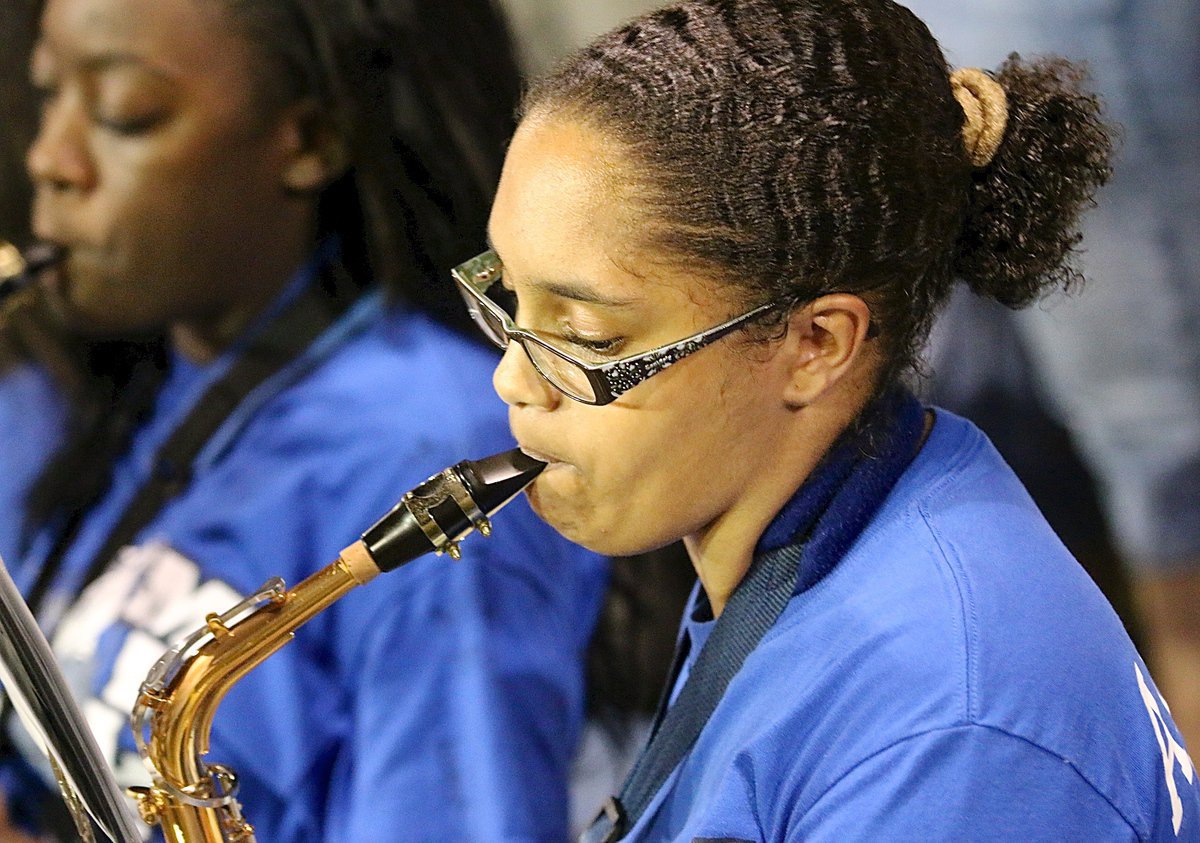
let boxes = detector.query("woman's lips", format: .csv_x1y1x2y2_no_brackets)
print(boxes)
37,249,71,299
517,444,567,467
21,242,64,275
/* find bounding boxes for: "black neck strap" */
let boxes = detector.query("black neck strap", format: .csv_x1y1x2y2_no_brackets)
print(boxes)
582,391,926,843
25,265,353,618
582,541,806,843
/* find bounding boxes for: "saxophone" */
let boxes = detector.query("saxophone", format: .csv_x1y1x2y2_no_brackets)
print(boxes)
126,449,547,842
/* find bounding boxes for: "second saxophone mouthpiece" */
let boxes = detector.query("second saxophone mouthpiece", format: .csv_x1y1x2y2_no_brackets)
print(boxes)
0,242,65,301
362,447,546,572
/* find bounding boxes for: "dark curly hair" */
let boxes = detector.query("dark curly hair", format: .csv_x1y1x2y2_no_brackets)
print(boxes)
523,0,1115,389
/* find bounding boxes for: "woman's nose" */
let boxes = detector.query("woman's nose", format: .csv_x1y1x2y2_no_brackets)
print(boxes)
26,95,96,193
492,341,561,411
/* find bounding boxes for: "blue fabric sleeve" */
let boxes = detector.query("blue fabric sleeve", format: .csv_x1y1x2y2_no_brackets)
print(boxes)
792,725,1139,842
0,365,65,563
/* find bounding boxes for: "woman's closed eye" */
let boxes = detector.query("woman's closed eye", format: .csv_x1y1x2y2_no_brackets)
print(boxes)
92,86,173,136
93,108,168,136
559,328,626,359
501,282,628,360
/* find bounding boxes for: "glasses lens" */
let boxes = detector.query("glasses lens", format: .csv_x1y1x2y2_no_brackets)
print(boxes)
470,293,509,348
524,341,597,403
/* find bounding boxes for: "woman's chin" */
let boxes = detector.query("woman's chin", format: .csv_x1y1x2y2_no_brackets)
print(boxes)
526,482,602,551
525,480,575,536
525,486,651,556
54,287,150,338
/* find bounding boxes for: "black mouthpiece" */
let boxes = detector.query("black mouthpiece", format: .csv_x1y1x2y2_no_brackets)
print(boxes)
361,447,546,572
0,242,64,301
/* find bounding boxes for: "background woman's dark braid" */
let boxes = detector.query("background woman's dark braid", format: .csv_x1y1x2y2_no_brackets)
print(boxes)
23,0,522,533
237,0,523,329
26,338,167,535
525,0,1114,389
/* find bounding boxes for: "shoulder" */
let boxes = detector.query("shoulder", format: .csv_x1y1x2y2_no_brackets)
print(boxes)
239,304,509,458
0,364,67,559
0,362,66,443
162,303,520,584
701,411,1196,839
870,409,1143,736
786,721,1144,841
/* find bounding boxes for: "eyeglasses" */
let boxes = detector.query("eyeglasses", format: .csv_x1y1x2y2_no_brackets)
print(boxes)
451,250,781,405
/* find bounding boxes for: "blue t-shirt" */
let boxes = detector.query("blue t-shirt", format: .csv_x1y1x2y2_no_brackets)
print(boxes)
0,281,607,841
631,411,1198,841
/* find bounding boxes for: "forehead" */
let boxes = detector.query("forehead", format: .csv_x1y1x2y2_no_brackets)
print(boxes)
489,116,648,285
490,115,739,313
38,0,246,75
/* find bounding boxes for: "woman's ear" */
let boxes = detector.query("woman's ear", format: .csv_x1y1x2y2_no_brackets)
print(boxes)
277,99,349,193
780,293,874,408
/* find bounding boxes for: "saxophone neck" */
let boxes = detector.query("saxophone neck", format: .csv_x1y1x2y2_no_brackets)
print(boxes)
130,543,379,842
131,447,544,841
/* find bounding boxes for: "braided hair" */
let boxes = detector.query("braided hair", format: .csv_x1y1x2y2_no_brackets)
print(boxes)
524,0,1115,389
226,0,522,330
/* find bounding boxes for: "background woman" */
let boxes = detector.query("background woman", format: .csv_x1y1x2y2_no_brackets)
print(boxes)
455,0,1199,838
0,0,605,838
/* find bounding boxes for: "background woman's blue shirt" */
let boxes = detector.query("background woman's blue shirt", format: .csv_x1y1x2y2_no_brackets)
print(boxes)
0,263,607,841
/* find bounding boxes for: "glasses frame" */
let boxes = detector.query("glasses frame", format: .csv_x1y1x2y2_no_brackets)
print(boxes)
452,250,781,406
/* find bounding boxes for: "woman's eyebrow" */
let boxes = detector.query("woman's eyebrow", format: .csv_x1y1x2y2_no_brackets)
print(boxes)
485,233,639,307
526,276,639,308
75,52,179,80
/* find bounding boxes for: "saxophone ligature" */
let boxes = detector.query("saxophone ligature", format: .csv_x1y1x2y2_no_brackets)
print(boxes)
127,448,546,842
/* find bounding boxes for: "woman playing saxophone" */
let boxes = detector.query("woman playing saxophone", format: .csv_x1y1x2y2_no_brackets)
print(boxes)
463,0,1197,838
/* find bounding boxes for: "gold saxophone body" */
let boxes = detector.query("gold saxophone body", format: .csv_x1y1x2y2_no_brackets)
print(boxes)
125,449,547,842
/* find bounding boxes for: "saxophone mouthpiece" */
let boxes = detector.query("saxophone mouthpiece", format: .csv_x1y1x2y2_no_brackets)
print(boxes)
0,242,65,302
361,447,546,572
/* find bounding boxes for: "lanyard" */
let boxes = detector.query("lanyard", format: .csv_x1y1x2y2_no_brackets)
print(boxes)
23,264,354,618
582,540,805,843
582,390,926,842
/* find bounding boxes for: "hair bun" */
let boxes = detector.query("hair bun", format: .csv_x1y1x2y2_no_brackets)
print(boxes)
953,55,1115,308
